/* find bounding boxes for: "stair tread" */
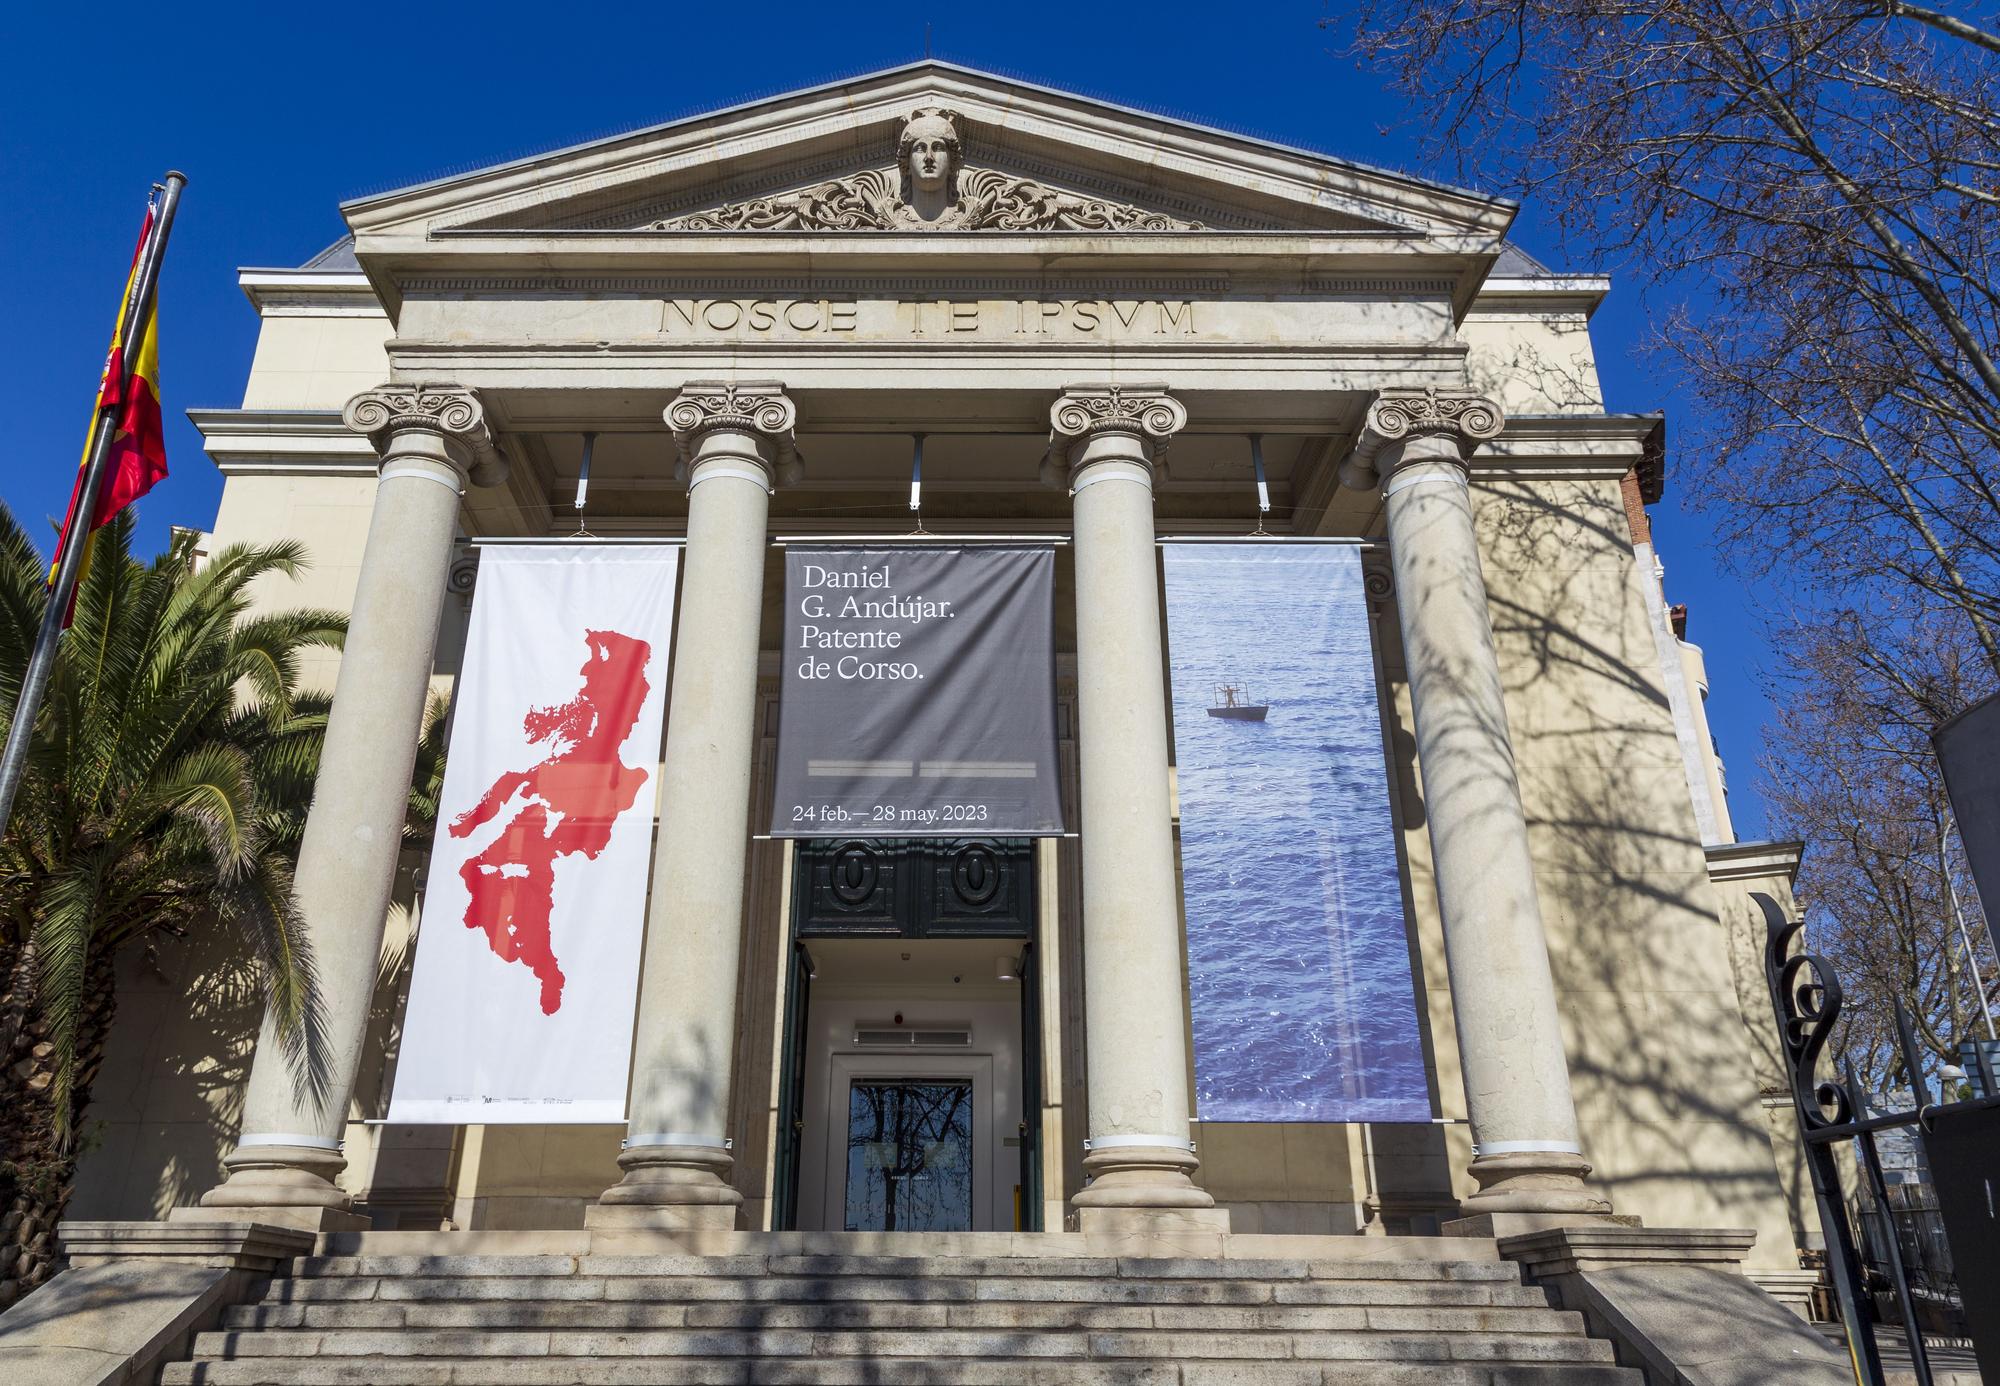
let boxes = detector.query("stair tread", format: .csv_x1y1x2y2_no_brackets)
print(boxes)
163,1355,1643,1385
191,1324,1616,1362
223,1301,1585,1333
264,1275,1558,1307
294,1254,1521,1283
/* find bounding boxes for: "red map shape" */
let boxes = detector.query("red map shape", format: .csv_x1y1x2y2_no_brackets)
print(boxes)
449,630,653,1014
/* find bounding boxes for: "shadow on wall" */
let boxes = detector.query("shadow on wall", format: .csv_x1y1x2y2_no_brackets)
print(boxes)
1383,469,1795,1251
68,927,263,1220
68,855,434,1224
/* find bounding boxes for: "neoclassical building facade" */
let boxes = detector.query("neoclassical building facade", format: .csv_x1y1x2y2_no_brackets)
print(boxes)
72,63,1813,1288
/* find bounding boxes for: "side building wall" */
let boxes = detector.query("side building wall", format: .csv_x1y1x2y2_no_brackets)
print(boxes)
1475,466,1799,1269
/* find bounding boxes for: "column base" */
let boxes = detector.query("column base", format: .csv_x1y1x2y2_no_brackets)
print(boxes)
1071,1142,1216,1211
1459,1148,1612,1216
195,1141,362,1230
594,1143,743,1229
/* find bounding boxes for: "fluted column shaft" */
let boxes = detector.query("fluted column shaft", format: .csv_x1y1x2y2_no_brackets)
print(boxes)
1348,389,1606,1216
1051,385,1220,1228
198,386,504,1225
595,383,795,1228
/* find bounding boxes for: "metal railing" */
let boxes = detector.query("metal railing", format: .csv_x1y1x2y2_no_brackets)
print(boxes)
1761,895,2000,1386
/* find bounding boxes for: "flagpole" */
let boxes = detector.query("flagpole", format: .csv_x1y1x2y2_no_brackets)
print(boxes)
0,171,186,835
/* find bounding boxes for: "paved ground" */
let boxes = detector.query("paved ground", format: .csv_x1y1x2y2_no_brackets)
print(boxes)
1818,1323,1984,1385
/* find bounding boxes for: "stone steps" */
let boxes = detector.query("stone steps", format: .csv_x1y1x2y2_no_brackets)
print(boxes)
163,1246,1644,1386
265,1273,1559,1307
223,1300,1585,1332
189,1326,1620,1359
162,1362,1640,1386
288,1253,1526,1280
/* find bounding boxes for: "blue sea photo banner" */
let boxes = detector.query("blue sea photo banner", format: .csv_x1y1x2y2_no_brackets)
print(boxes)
1163,544,1430,1123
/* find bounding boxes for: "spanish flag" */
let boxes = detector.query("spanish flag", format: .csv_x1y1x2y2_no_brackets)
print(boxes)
51,206,169,605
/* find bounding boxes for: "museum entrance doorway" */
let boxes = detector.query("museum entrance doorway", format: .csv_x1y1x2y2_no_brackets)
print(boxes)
775,839,1041,1233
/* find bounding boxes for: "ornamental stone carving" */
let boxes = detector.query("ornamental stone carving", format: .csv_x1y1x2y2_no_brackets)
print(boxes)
342,383,508,487
1049,384,1187,474
653,108,1200,233
1340,387,1506,490
664,381,801,486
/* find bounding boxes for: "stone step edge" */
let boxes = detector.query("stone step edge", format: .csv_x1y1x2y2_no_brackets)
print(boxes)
162,1362,1643,1386
221,1306,1584,1330
291,1256,1524,1282
186,1329,1616,1364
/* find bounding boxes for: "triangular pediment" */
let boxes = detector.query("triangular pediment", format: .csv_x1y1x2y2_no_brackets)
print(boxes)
342,62,1515,242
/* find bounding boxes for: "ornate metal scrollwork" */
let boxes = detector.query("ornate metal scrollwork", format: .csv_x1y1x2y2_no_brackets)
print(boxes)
1764,908,1856,1133
447,550,480,599
828,841,881,907
949,843,1001,908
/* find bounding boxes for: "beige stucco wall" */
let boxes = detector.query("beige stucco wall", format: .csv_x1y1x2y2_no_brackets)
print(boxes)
1707,854,1818,1251
1461,302,1603,415
1473,470,1798,1269
239,312,391,411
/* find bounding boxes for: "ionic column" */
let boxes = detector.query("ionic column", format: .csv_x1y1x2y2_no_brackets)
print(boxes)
1343,389,1607,1216
195,385,506,1228
593,382,796,1228
1051,385,1223,1232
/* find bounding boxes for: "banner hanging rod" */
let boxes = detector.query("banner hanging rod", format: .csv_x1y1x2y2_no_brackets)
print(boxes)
465,536,688,547
1154,535,1377,547
463,534,1377,548
771,534,1070,546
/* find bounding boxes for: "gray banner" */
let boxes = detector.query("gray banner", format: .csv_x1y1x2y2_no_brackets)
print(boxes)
1935,689,2000,918
772,545,1063,837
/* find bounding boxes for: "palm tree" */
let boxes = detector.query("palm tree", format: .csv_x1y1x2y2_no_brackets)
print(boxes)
0,505,345,1308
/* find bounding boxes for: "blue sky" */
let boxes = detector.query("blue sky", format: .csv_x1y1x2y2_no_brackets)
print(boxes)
0,1,1775,836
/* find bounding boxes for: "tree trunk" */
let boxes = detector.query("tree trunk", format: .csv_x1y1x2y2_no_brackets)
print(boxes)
0,942,118,1311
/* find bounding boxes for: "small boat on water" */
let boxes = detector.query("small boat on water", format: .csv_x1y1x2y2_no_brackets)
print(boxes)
1206,682,1268,721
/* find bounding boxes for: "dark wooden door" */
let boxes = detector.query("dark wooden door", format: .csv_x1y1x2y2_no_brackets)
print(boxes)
772,941,813,1231
1018,940,1043,1231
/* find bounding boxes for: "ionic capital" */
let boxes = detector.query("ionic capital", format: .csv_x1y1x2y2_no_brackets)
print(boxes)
1340,388,1504,491
342,384,508,488
1048,384,1187,479
665,381,800,488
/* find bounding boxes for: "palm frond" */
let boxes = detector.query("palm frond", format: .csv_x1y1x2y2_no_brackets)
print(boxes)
29,854,110,1144
211,849,332,1120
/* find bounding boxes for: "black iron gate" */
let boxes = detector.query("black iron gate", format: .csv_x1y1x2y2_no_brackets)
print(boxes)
1762,894,2000,1385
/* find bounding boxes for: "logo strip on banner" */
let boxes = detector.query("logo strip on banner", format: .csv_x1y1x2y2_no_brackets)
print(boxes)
389,545,678,1125
1162,543,1431,1124
771,545,1064,837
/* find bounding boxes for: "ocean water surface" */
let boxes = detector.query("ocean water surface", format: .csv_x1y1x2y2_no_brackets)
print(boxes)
1163,545,1431,1123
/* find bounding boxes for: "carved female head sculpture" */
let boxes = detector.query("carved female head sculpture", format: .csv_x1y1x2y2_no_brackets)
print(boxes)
898,107,962,199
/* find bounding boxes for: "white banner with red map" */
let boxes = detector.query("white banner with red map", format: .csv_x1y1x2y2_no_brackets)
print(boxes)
389,545,676,1125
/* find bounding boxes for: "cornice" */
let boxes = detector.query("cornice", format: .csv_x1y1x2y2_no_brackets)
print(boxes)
236,269,383,317
188,407,378,476
1704,839,1805,885
1474,413,1663,480
1470,275,1612,318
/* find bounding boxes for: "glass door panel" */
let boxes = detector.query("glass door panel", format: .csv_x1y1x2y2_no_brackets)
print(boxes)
843,1079,975,1231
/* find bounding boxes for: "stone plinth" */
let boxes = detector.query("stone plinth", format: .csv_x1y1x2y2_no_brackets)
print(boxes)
0,1221,312,1386
1496,1225,1850,1385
